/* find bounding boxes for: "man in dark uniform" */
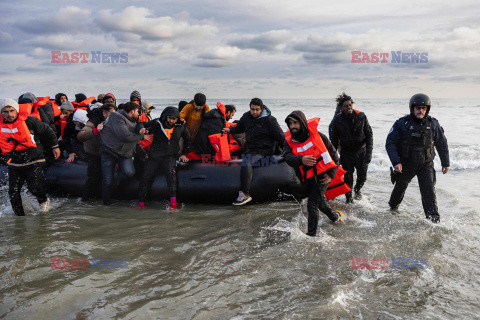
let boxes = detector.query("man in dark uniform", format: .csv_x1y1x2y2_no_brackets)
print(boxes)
385,93,449,223
329,93,373,202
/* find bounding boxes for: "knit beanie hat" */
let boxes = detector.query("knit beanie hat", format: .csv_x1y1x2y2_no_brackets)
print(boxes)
0,98,19,113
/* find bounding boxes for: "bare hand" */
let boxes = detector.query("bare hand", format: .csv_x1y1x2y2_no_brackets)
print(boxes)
97,123,104,131
139,128,146,135
442,167,449,174
394,163,402,173
59,114,65,120
52,148,61,160
179,155,189,162
67,153,77,163
222,127,230,134
319,174,332,185
144,134,153,142
302,155,316,166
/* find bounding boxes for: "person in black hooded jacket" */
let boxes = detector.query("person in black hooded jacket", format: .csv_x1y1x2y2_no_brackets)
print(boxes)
283,110,342,236
138,106,191,209
329,92,373,203
19,92,57,135
223,98,285,205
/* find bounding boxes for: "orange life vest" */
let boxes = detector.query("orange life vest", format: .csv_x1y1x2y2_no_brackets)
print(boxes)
209,133,231,162
50,100,62,117
285,118,337,181
285,117,350,199
324,166,351,201
71,96,95,108
30,100,50,121
0,115,37,154
18,103,34,118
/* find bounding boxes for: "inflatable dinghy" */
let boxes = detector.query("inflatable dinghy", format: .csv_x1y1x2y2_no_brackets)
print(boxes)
0,156,307,204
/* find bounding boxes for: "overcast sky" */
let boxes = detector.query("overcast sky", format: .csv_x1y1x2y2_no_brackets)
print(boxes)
1,0,479,99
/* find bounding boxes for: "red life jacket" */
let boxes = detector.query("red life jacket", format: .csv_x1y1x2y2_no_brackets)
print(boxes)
225,122,241,153
209,133,231,162
285,117,350,199
18,103,34,118
30,100,50,121
49,100,62,117
138,112,152,149
285,118,337,180
0,115,37,154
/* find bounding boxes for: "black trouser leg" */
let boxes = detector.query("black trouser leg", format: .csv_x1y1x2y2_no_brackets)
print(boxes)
83,154,102,199
159,156,177,198
417,161,438,219
354,155,368,192
388,165,417,209
8,166,27,216
25,163,47,205
341,155,354,198
138,159,161,203
306,181,336,236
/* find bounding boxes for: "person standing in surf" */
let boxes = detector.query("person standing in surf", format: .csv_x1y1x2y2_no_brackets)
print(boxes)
386,93,449,223
329,92,373,203
283,110,343,236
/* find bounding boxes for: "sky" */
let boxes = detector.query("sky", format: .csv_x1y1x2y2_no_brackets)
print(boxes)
1,0,480,99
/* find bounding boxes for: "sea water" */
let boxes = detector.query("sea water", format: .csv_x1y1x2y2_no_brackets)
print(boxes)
1,98,479,319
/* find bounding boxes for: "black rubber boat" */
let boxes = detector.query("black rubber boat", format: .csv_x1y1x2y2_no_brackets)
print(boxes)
0,156,306,204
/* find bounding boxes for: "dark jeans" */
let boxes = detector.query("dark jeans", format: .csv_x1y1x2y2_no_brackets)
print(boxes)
138,156,176,202
8,163,47,216
341,151,368,196
389,160,438,219
240,149,270,195
101,152,135,205
306,179,337,236
83,154,102,200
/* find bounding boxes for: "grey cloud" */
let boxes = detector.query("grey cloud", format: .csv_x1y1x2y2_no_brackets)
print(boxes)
228,30,292,51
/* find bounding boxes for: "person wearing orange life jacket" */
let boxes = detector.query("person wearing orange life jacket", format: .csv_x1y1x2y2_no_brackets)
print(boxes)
283,110,343,236
138,106,191,210
329,92,373,203
0,98,60,216
19,92,57,135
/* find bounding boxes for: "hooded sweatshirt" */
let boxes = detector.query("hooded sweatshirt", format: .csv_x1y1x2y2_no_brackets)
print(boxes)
142,106,191,160
283,110,339,179
55,93,68,106
100,110,144,158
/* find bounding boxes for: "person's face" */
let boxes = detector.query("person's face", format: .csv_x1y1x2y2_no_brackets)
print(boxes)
62,110,73,118
225,110,235,121
60,96,67,104
146,108,153,115
102,108,115,119
132,97,140,105
194,102,204,111
287,119,301,133
414,105,427,119
341,100,353,116
1,106,18,123
131,108,140,121
104,97,114,105
250,105,262,118
166,116,178,127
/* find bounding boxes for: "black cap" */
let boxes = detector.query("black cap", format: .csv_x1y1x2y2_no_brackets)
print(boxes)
194,93,206,106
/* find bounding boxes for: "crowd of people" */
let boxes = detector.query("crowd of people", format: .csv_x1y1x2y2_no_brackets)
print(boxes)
0,91,449,236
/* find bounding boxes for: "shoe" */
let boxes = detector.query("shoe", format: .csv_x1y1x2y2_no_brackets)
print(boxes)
332,210,343,223
426,214,440,223
169,197,177,210
39,198,50,213
233,191,252,206
354,190,362,200
346,194,353,204
138,201,145,209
